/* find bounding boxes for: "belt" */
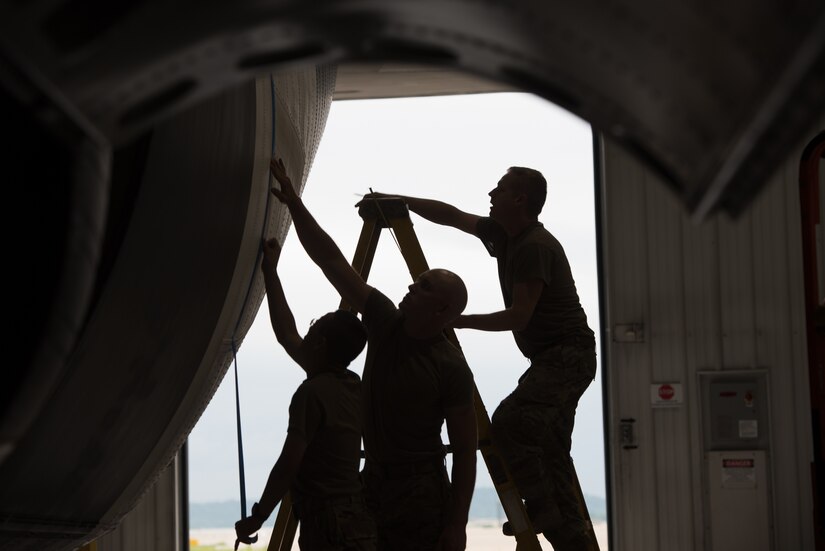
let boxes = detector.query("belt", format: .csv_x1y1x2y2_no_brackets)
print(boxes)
532,338,595,362
292,493,365,520
370,456,446,480
558,334,596,348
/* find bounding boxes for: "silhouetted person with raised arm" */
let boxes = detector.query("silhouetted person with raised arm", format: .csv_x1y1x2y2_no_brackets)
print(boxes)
268,157,477,551
369,166,599,550
234,238,376,551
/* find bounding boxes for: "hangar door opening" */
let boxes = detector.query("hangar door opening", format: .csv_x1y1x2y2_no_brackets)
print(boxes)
187,90,608,549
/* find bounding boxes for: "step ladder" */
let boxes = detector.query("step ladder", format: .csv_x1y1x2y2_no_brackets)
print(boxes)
268,197,542,551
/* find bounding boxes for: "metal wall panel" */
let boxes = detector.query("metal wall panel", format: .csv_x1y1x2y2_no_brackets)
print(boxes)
96,455,182,551
646,175,696,551
600,113,824,550
602,140,659,551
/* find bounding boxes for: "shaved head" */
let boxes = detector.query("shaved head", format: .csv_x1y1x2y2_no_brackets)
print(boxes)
427,268,468,321
399,268,469,335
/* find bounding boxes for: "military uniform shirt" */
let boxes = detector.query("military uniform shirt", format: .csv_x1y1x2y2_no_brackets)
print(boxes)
287,369,363,502
361,288,474,465
476,217,594,359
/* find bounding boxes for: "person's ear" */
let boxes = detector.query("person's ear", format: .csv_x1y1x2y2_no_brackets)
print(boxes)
434,303,449,318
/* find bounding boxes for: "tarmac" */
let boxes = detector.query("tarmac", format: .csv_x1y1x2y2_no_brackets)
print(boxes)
191,519,610,550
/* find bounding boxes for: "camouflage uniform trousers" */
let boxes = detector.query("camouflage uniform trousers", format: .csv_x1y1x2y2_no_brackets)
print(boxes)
295,496,377,551
491,343,598,550
362,460,451,551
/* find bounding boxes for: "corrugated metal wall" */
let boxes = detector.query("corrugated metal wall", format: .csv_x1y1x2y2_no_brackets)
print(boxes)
599,115,824,551
95,455,184,551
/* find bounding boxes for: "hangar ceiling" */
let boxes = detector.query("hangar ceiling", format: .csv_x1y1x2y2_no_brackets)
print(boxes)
3,1,822,218
333,63,514,100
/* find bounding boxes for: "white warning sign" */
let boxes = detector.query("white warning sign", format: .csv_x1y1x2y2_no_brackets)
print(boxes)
721,457,756,488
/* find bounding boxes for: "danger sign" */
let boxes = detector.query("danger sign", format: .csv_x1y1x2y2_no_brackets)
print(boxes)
723,458,754,468
650,383,683,407
721,456,756,487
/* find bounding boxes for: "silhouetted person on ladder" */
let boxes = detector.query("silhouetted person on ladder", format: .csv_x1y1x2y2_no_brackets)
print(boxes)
269,158,477,551
234,238,376,550
370,166,600,550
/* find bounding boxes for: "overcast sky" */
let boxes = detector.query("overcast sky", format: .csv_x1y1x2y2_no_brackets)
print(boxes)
187,91,605,506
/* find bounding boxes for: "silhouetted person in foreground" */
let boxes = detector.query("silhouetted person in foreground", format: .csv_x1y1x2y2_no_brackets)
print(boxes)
372,166,599,550
268,157,477,551
234,238,376,550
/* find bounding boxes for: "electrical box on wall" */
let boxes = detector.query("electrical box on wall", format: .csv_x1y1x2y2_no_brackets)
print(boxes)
700,372,769,451
699,370,773,551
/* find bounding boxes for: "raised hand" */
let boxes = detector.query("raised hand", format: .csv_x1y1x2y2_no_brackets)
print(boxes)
269,157,299,206
261,237,282,273
354,190,394,208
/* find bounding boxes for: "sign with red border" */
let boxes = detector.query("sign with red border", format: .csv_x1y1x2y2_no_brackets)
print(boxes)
650,382,683,407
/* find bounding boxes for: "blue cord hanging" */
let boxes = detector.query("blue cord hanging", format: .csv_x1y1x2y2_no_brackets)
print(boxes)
231,74,277,521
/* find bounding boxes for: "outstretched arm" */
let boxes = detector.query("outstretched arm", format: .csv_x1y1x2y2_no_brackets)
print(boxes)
453,278,543,332
270,158,372,314
260,238,306,369
360,192,481,236
440,404,477,551
234,433,306,547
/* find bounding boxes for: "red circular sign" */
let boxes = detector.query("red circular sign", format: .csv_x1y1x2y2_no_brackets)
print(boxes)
658,384,675,400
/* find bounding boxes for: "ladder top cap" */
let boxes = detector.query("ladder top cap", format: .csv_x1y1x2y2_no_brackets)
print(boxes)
358,197,410,224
